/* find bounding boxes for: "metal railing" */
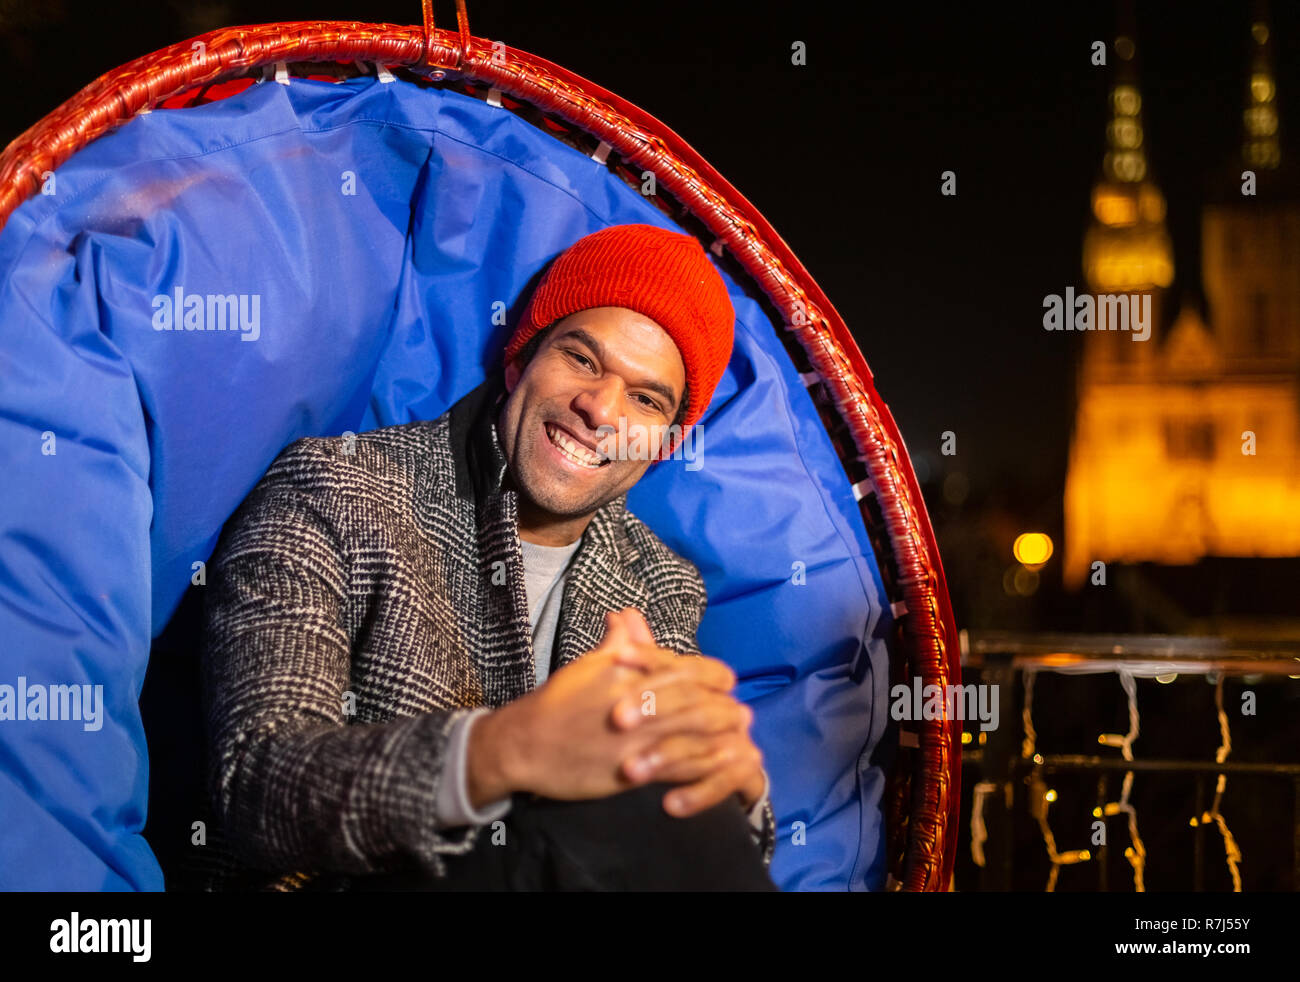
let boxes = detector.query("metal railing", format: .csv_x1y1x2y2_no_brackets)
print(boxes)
959,630,1300,891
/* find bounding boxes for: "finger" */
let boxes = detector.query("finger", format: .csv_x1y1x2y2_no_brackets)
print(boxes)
612,653,736,693
609,667,742,730
604,631,738,694
599,607,655,651
609,642,675,671
605,641,679,675
610,674,732,730
598,609,634,651
621,731,742,783
633,691,753,739
618,607,656,645
662,758,760,818
607,669,701,730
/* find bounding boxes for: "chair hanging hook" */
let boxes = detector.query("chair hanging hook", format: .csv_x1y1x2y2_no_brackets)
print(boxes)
422,0,473,71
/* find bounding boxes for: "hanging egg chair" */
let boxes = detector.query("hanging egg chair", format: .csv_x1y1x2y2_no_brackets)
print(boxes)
0,2,961,891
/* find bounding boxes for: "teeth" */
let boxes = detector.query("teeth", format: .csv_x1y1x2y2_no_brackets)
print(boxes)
547,423,604,468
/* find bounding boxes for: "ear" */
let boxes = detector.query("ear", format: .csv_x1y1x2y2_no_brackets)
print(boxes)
504,355,522,393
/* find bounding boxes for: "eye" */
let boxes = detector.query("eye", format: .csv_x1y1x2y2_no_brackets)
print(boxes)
564,349,595,372
633,393,661,413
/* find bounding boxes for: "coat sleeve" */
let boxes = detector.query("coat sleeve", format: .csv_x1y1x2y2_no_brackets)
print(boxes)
201,441,481,878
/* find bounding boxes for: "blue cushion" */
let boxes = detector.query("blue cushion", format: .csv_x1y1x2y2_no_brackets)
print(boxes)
0,73,893,890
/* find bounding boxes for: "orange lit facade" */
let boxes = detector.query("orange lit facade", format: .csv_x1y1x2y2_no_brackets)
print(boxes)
1064,19,1300,588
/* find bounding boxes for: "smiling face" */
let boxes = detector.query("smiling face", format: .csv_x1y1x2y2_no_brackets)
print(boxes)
497,306,687,543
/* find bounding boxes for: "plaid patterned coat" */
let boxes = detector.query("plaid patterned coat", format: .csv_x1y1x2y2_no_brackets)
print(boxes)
200,377,775,889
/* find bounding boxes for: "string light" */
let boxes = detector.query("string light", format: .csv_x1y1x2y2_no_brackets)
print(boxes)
1022,673,1092,889
1029,769,1092,892
1015,663,1256,892
1021,669,1038,760
1096,669,1147,891
1188,676,1243,891
970,780,997,867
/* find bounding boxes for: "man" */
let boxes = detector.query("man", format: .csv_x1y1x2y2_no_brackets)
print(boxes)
201,223,776,890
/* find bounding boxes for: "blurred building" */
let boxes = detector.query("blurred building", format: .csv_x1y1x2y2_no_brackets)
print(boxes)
1064,9,1300,597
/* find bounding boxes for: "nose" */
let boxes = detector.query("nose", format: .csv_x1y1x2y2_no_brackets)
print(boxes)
571,373,623,436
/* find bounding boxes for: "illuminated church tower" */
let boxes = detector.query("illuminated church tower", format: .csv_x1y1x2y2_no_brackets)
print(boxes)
1079,19,1174,361
1064,4,1300,590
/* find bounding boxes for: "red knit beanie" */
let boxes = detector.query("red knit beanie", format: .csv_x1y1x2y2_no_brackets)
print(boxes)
504,224,734,438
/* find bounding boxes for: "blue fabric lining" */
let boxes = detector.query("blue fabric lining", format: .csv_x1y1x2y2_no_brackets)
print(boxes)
0,74,892,890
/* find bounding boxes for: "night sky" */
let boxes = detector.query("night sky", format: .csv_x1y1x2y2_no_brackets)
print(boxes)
3,0,1296,500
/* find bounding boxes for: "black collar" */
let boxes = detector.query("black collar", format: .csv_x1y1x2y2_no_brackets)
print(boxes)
448,376,509,503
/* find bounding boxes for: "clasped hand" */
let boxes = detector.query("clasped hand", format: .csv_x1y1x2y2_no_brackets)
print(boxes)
482,607,766,819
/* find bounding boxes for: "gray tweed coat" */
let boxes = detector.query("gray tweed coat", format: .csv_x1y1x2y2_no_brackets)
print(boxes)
200,377,774,889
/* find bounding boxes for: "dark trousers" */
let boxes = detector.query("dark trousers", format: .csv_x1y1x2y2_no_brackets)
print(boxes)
351,781,778,891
